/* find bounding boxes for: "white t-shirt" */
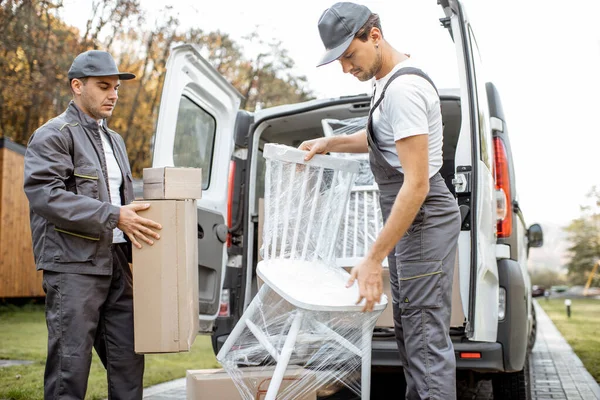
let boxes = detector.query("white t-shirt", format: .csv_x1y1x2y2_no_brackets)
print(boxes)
99,123,126,244
371,58,443,178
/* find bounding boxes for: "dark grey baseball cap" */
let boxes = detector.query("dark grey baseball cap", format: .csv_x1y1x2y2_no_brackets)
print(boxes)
68,50,136,81
317,2,371,67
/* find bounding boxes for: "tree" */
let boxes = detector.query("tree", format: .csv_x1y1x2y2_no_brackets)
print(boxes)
235,30,313,111
564,186,600,286
1,1,316,178
529,267,567,288
0,0,78,143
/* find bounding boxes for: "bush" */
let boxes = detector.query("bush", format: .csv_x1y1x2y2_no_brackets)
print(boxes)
530,267,569,288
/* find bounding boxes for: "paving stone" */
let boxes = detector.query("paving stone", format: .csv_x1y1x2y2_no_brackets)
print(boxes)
0,360,34,367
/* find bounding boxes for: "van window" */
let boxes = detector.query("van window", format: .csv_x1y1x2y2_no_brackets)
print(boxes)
468,26,494,172
172,95,216,189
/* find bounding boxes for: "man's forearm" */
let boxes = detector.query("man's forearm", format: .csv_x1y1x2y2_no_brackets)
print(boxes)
328,130,368,153
368,180,429,263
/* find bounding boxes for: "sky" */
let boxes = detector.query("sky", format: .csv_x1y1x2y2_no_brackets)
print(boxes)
61,0,600,228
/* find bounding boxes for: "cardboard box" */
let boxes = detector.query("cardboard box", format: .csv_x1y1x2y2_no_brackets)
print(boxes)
341,266,393,328
186,366,317,400
132,199,199,353
143,167,202,200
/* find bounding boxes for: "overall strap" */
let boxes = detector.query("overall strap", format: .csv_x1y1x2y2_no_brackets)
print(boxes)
371,67,439,112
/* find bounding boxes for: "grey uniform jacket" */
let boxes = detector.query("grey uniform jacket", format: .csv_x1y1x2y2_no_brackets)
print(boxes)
24,101,134,275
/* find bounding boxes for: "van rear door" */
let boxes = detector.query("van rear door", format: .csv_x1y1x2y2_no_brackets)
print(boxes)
442,0,499,342
152,44,242,332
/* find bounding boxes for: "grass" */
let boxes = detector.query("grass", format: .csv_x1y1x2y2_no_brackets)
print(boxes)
538,298,600,383
0,303,219,400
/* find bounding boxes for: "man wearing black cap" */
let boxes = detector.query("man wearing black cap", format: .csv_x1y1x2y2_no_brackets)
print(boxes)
300,2,461,399
24,50,161,399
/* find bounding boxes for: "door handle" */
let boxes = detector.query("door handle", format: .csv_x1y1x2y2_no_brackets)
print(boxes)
214,224,229,243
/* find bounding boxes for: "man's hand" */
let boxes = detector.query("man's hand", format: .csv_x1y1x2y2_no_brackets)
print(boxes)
117,203,162,249
298,137,331,161
346,257,384,312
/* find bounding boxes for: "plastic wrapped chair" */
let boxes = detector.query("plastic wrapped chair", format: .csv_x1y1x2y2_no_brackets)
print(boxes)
321,117,388,269
217,144,387,400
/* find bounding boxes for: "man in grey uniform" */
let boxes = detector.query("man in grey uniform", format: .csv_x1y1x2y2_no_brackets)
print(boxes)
300,3,461,399
24,50,161,399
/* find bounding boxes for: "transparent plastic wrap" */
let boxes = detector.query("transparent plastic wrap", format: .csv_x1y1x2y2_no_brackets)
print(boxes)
217,144,387,400
218,284,381,399
261,145,358,265
335,187,384,265
321,118,386,266
322,117,375,187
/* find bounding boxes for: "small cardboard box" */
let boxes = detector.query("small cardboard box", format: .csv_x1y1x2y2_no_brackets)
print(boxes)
143,167,202,200
132,199,199,353
186,366,317,400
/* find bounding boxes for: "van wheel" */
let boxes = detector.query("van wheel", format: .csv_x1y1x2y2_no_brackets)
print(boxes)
528,303,537,352
492,355,531,400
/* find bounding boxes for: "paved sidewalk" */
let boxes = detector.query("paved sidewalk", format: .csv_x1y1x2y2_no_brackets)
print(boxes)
529,300,600,400
143,300,600,399
143,378,186,399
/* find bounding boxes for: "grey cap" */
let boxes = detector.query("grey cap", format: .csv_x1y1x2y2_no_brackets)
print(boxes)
68,50,136,80
317,2,371,67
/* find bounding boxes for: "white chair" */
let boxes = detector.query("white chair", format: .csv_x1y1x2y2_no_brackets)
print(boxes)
335,184,388,269
217,144,387,400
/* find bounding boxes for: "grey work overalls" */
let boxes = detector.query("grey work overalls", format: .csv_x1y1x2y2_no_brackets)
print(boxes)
367,67,461,399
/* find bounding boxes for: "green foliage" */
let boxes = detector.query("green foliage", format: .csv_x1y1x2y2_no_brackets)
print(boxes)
529,267,568,288
564,186,600,286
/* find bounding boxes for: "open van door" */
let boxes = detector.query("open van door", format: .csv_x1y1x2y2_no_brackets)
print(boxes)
441,0,499,342
152,44,243,332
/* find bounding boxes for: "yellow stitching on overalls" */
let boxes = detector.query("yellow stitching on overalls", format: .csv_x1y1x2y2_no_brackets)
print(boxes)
73,173,98,180
54,228,100,241
399,270,442,281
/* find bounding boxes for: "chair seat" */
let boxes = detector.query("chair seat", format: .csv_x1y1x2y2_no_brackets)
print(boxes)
257,259,388,312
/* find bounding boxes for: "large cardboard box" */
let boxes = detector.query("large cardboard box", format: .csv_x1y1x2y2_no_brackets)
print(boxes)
143,167,203,200
337,266,392,328
186,366,317,400
132,199,199,353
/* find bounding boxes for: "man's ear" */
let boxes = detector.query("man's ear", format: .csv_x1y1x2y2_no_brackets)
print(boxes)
370,27,382,43
71,79,83,95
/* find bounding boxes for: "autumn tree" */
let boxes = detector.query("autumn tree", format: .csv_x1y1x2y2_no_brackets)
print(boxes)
0,0,79,142
0,1,315,177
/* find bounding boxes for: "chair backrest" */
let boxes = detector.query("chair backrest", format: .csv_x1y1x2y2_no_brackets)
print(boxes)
261,144,359,265
335,184,385,266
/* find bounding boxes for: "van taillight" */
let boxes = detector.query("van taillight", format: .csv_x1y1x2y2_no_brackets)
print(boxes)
493,137,512,238
227,160,235,247
219,289,231,317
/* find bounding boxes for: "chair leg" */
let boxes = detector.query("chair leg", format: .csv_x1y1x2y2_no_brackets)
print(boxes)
216,286,264,362
362,319,373,400
265,310,304,400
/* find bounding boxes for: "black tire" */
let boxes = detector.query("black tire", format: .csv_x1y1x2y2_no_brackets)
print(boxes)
528,303,537,352
492,354,531,400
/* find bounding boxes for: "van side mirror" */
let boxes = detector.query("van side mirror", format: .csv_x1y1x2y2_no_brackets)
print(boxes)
527,223,543,248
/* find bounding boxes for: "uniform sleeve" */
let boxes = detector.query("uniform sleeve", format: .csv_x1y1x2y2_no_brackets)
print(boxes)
23,126,121,234
382,80,430,142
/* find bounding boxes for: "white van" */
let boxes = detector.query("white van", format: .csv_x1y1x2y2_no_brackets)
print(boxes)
150,0,543,398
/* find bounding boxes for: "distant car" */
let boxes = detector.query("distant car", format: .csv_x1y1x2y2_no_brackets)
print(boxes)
551,285,569,293
532,285,545,297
